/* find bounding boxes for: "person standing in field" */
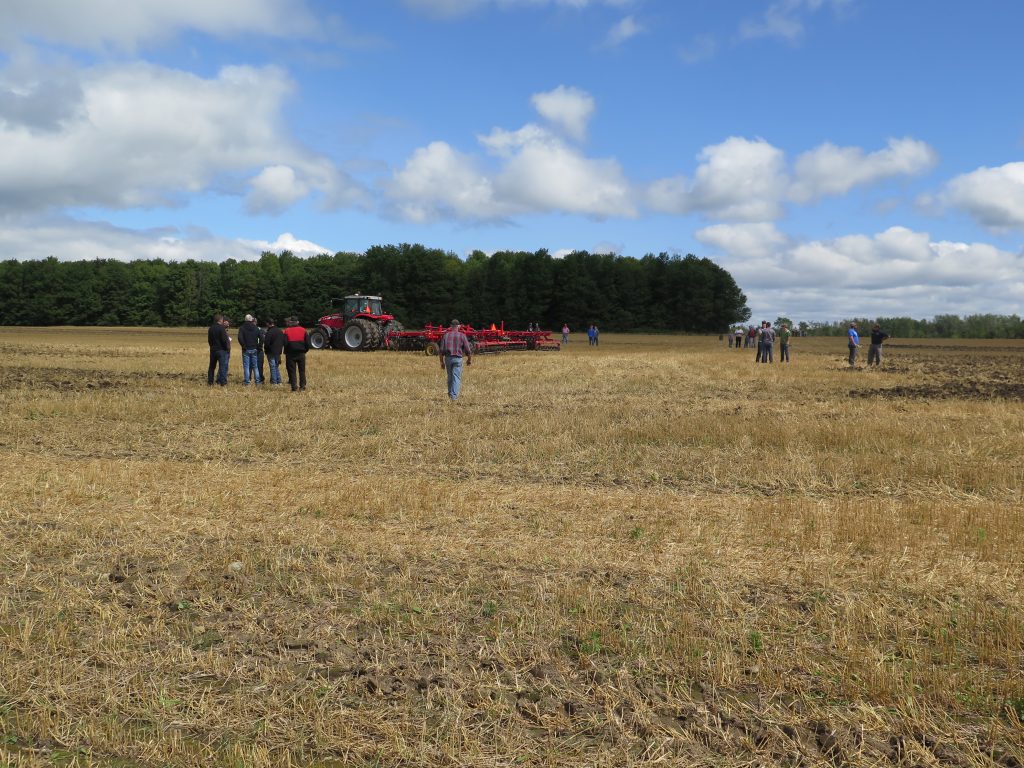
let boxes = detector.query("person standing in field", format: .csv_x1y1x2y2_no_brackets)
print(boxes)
779,323,792,363
847,322,860,368
237,314,263,386
761,322,775,363
734,327,744,350
256,319,267,384
868,324,890,367
587,324,597,346
592,325,599,346
561,324,570,344
439,319,473,401
263,318,285,385
754,322,765,362
207,313,231,386
283,316,311,392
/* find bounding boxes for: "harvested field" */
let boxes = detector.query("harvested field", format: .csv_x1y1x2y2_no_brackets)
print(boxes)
1,328,1022,767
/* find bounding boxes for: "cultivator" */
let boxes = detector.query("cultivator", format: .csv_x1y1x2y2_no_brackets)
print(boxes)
387,322,561,354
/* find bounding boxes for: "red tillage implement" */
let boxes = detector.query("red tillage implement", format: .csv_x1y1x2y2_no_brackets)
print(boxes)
386,322,560,355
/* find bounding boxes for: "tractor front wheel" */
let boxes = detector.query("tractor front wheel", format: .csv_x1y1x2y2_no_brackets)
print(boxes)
308,328,328,350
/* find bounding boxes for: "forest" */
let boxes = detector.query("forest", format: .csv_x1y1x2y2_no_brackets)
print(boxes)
0,244,751,333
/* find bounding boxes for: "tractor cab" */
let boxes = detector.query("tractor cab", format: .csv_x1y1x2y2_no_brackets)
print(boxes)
336,294,384,318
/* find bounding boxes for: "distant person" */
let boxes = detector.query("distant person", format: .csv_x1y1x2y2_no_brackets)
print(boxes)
256,319,267,383
283,316,311,392
868,324,890,367
734,327,744,350
761,322,775,363
207,313,230,386
779,323,792,363
592,325,599,346
727,330,734,348
561,324,570,344
439,318,473,401
847,322,860,368
754,322,765,363
746,326,756,349
263,318,285,385
237,314,263,385
587,324,597,346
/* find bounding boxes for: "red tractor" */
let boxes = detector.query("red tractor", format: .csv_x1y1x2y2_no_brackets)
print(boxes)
307,294,405,351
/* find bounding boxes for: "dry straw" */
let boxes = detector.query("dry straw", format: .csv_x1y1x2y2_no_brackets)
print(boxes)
0,328,1022,767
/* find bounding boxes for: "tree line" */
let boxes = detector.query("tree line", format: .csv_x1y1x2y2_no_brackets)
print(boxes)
0,244,751,333
799,315,1024,339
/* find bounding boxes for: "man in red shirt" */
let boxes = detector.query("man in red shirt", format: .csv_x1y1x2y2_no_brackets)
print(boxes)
282,316,311,391
438,319,473,401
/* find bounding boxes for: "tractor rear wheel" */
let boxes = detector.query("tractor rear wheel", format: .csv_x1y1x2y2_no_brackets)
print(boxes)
308,328,328,350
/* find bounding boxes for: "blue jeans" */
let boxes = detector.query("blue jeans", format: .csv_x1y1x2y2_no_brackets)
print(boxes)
445,356,465,400
208,350,229,386
780,343,790,362
267,355,282,384
242,348,262,384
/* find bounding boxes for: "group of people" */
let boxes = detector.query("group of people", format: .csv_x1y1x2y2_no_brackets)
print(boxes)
728,321,794,363
557,324,601,345
206,313,312,391
847,322,890,368
726,320,891,367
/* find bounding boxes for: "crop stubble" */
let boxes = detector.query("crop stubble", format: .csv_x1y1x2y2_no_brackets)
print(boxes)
0,328,1022,767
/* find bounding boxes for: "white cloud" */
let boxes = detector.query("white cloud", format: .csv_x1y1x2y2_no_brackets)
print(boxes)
385,141,505,222
478,124,550,157
739,0,850,44
531,85,595,142
404,0,634,18
0,59,365,214
0,215,330,262
605,15,643,47
0,0,319,50
246,166,309,215
791,137,937,202
647,137,788,221
942,162,1024,230
697,223,1024,319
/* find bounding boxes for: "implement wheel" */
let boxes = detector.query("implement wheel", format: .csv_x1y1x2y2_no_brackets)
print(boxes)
425,342,439,356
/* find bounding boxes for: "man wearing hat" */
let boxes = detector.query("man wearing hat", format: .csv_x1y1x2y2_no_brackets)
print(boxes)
438,319,473,401
237,313,263,385
282,316,311,392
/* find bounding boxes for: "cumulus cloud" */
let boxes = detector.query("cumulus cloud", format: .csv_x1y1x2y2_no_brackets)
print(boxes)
531,85,595,142
791,137,937,202
385,141,504,222
696,223,1024,319
605,15,643,47
0,0,319,50
647,137,788,221
942,162,1024,230
0,59,365,214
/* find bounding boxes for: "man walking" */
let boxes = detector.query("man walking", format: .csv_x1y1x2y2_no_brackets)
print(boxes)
439,319,473,401
263,318,285,385
237,314,263,385
207,313,230,386
847,322,860,368
283,316,310,391
868,324,890,367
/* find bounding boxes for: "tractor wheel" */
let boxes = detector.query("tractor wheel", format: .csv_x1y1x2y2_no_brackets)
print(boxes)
383,320,404,336
308,328,328,350
425,342,439,356
342,318,374,351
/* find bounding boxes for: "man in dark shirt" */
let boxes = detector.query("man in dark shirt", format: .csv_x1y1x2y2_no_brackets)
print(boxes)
263,318,285,385
237,314,263,385
868,324,890,367
282,316,311,392
207,313,230,386
439,319,473,401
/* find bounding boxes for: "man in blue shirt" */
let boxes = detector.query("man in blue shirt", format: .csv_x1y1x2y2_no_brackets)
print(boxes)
847,322,860,368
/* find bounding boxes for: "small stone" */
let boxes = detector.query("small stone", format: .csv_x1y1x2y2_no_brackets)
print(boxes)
228,561,244,572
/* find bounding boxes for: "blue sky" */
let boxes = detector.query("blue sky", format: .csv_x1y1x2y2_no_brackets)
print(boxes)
1,0,1022,321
